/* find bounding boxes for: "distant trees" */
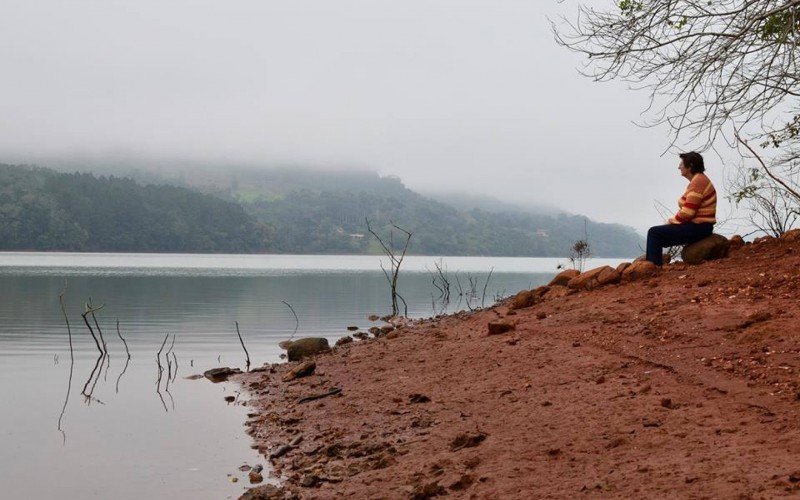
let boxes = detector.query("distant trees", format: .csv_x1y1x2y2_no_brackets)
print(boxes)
0,164,267,252
0,164,643,256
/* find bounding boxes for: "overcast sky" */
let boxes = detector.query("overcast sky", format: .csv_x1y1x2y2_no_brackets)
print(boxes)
0,1,742,233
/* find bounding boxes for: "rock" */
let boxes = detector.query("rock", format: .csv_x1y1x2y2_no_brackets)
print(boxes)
450,432,487,451
282,360,316,382
289,435,304,446
543,285,574,300
335,336,353,347
448,474,475,491
729,234,745,249
224,395,236,402
249,471,264,484
781,228,800,242
380,325,395,334
270,444,293,459
509,290,535,310
367,314,380,321
239,464,252,472
203,367,242,383
286,337,330,361
346,325,358,331
239,484,299,500
300,475,320,488
681,234,730,265
549,269,580,287
409,393,431,404
386,331,399,340
253,464,264,473
368,326,382,335
635,253,671,264
510,286,549,310
621,260,658,282
567,265,618,290
411,482,445,499
754,235,774,244
615,262,631,274
353,331,369,340
487,320,515,335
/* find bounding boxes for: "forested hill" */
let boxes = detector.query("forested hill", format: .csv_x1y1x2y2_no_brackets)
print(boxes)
0,164,266,252
0,164,643,256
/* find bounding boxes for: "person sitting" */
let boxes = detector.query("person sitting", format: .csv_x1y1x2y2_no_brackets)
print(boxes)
646,151,717,266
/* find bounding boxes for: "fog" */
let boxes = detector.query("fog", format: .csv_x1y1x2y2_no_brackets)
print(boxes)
0,1,743,234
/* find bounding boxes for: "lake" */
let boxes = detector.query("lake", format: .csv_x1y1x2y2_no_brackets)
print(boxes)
0,252,623,499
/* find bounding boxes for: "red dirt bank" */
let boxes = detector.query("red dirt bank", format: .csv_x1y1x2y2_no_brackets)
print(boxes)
237,236,800,499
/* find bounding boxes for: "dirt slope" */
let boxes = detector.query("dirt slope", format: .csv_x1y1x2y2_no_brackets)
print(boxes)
237,237,800,499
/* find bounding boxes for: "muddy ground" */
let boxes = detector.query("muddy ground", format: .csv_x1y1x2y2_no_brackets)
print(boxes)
236,237,800,499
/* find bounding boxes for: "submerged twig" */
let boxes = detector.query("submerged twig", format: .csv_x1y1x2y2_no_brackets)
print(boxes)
57,281,75,443
282,301,300,340
235,321,251,371
116,319,131,359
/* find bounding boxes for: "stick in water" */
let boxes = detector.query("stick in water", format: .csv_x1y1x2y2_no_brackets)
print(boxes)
282,301,300,340
116,319,131,359
235,321,251,371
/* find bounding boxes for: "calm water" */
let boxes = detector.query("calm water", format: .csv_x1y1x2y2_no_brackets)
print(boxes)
0,252,622,499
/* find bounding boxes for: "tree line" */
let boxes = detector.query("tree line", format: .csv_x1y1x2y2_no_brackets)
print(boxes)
0,163,643,256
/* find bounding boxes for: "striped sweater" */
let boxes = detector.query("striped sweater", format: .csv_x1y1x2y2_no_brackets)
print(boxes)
669,173,716,225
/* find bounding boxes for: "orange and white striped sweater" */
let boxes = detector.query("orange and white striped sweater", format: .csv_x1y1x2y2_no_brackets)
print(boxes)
669,173,716,224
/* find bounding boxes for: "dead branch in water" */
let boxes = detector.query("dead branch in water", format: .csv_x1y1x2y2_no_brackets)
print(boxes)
282,300,300,340
365,218,412,317
88,300,108,353
165,334,176,383
481,267,495,309
235,321,251,371
116,319,131,359
155,334,169,412
115,356,130,394
57,280,75,443
81,303,105,354
171,351,178,383
81,351,107,406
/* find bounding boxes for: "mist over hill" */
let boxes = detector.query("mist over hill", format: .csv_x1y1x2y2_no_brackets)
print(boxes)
0,162,644,256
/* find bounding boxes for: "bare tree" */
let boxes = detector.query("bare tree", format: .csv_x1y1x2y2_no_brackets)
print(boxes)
365,218,412,317
728,139,800,235
554,1,800,207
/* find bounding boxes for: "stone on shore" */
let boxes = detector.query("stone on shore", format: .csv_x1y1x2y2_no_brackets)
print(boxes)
621,261,658,282
487,320,515,336
286,338,330,361
729,234,745,250
203,367,242,383
282,360,316,382
509,286,549,310
567,266,619,291
548,269,580,287
681,234,730,265
335,336,353,347
543,285,574,300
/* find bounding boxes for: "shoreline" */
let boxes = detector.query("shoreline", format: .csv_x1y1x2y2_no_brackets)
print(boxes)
235,234,800,498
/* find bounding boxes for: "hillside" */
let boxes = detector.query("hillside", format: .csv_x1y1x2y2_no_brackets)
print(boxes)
76,164,644,257
236,233,800,499
0,163,644,256
0,164,266,252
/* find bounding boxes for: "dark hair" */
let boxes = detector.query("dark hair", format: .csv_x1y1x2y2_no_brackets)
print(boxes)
679,151,705,174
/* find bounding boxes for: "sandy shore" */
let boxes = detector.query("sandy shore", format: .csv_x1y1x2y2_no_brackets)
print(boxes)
236,236,800,499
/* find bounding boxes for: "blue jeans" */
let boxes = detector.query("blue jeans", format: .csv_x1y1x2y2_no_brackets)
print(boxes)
646,223,713,266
